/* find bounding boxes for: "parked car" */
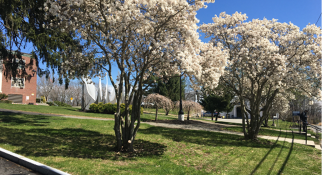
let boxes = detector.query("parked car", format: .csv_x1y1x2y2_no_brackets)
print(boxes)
203,111,218,117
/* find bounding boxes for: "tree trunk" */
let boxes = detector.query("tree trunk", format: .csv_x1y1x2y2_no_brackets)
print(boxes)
114,113,122,151
114,73,124,152
187,110,190,121
155,107,158,121
263,117,269,127
211,112,214,121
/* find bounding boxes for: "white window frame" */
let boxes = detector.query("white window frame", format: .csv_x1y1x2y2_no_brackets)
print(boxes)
11,77,25,88
12,58,26,69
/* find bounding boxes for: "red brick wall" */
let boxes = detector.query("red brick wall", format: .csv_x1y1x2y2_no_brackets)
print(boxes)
1,55,37,104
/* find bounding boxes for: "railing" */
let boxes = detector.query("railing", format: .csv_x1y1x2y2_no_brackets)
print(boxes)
308,123,321,142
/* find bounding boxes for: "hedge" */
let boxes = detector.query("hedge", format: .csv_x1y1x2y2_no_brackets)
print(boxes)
89,103,143,115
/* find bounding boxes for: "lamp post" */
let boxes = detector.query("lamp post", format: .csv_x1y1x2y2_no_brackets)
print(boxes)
178,74,184,121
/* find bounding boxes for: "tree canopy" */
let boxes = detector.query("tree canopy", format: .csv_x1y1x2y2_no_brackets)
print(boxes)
0,0,79,83
200,12,322,140
44,0,227,151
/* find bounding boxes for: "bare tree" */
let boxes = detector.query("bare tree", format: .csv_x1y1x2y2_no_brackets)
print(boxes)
37,76,55,102
68,81,83,106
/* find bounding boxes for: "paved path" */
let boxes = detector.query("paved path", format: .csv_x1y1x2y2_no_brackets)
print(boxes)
145,121,319,149
0,156,41,175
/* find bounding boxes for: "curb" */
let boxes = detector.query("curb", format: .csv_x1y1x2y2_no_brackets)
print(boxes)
0,147,70,175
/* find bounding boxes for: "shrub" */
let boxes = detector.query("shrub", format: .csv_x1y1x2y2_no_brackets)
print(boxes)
89,103,98,112
46,102,55,106
103,103,117,114
36,98,41,103
97,102,105,113
2,100,13,104
0,93,8,100
88,103,143,115
54,101,72,107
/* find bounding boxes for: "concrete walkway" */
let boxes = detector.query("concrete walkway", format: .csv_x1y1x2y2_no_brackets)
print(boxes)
145,121,319,149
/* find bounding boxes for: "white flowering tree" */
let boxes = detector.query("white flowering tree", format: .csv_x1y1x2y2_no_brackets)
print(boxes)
44,0,227,151
144,93,173,121
200,12,322,140
263,93,290,126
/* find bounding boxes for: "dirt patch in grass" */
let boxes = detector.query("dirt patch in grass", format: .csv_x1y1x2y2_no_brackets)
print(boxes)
145,119,207,125
144,119,238,132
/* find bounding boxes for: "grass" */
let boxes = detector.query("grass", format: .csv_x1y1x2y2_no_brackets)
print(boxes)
0,103,187,122
219,119,320,144
144,108,179,116
141,112,178,121
0,103,115,118
0,111,320,175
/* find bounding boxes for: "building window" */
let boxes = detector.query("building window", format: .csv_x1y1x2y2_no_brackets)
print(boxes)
13,58,25,69
11,77,25,88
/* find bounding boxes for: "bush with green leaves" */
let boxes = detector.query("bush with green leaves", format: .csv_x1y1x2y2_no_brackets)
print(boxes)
46,102,55,106
89,103,143,115
54,101,72,107
0,100,12,104
89,103,98,112
103,103,117,114
0,93,8,100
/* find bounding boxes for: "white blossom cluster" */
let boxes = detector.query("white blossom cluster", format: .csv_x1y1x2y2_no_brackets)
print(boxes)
270,93,291,115
43,0,227,93
200,12,322,102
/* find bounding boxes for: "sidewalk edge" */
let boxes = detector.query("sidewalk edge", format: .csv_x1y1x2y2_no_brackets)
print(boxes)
0,147,70,175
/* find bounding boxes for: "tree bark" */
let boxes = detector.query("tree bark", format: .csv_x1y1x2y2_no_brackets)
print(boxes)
187,110,190,121
155,107,158,121
114,113,122,151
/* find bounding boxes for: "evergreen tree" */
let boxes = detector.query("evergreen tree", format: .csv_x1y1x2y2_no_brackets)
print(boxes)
200,85,234,121
149,75,186,102
0,0,79,82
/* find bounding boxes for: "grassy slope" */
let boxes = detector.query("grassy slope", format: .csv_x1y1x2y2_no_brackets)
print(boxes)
0,103,114,118
0,111,320,175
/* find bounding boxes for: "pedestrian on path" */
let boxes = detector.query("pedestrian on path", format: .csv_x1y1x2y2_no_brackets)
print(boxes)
300,110,308,132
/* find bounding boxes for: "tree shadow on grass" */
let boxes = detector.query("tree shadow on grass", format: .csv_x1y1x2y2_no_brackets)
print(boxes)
0,112,52,126
139,126,279,149
0,127,166,160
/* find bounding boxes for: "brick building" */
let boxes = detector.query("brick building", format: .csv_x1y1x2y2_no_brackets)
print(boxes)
0,52,37,104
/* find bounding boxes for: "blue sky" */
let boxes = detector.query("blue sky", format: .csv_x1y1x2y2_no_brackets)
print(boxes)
17,0,322,85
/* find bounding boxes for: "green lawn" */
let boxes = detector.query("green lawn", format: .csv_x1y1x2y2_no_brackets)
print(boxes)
0,111,320,175
144,107,179,116
0,103,185,121
220,119,320,144
0,103,114,118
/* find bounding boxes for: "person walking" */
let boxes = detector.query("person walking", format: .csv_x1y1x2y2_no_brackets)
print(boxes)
300,110,308,132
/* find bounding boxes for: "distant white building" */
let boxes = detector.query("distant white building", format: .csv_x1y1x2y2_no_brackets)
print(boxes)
185,90,202,103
